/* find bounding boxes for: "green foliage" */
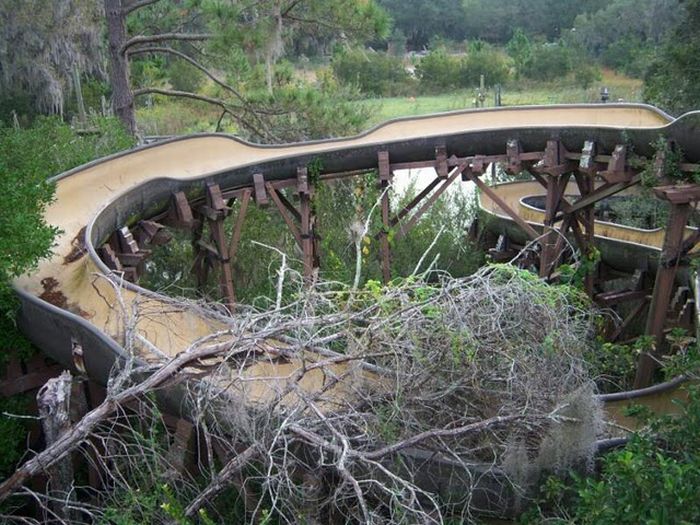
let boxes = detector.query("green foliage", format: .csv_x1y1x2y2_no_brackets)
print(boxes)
521,43,573,82
524,386,700,524
414,48,459,90
0,116,133,356
416,45,510,92
573,0,681,78
574,63,602,89
506,29,532,76
0,395,31,479
377,0,467,49
331,48,413,96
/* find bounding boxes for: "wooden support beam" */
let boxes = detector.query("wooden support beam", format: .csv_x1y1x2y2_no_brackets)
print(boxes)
466,170,539,241
599,145,634,183
506,139,522,174
99,245,123,272
253,173,268,205
266,182,302,247
595,289,649,306
610,298,648,342
394,161,465,242
540,174,560,277
533,139,572,176
206,183,236,311
227,188,251,262
208,218,235,311
191,215,209,294
435,144,448,178
574,168,597,296
653,184,700,204
168,191,194,228
389,177,442,228
274,186,302,222
562,174,642,216
378,151,392,283
135,220,171,246
166,419,195,475
635,202,692,388
297,167,317,280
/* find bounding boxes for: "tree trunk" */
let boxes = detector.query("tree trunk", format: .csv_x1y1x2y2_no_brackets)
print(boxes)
104,0,136,135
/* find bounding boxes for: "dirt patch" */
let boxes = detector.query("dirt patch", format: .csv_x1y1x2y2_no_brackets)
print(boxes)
39,277,92,319
63,226,87,264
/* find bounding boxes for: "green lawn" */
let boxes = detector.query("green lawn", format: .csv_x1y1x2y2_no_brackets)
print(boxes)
137,70,644,135
360,71,644,127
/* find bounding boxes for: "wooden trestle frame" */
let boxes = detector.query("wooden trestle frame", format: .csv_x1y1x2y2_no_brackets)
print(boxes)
99,138,700,387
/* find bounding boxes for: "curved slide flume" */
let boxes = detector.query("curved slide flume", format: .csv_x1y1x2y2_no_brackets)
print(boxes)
15,104,697,398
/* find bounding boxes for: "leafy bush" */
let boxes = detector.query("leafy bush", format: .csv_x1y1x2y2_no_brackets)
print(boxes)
0,395,30,478
522,43,573,82
459,43,511,87
523,385,700,524
332,48,413,96
415,47,460,90
0,116,134,359
574,387,700,524
417,44,510,92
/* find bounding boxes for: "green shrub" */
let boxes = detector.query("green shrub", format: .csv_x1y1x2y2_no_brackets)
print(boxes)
524,386,700,524
0,116,134,361
0,395,30,479
573,387,700,524
332,48,413,96
459,44,510,88
417,44,510,92
522,43,573,82
415,47,461,90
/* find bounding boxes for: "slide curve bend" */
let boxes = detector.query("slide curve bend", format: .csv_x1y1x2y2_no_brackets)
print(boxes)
15,103,699,390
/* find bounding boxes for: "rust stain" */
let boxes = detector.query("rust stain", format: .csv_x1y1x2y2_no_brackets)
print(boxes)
63,226,87,264
39,277,92,319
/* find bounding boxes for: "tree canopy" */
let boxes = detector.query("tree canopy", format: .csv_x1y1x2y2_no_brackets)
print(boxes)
0,0,103,116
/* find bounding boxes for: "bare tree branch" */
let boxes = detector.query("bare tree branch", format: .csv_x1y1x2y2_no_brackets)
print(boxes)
132,87,273,140
122,0,161,16
127,46,247,103
121,33,213,54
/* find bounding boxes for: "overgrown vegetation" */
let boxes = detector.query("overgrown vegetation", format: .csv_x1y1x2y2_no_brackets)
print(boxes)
2,265,604,523
0,116,134,366
523,385,700,524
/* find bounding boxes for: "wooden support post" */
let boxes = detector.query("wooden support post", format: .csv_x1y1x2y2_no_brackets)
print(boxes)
166,419,195,475
576,141,599,295
297,167,317,281
253,173,268,206
634,201,692,388
600,145,633,183
506,139,522,174
535,140,570,277
435,143,448,178
540,174,559,277
206,183,236,311
378,151,392,283
168,191,194,228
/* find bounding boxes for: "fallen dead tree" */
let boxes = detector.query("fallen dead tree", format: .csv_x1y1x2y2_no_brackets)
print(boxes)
0,264,603,524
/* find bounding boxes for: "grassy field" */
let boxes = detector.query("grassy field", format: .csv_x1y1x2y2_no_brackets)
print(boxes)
361,69,644,126
136,69,644,136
